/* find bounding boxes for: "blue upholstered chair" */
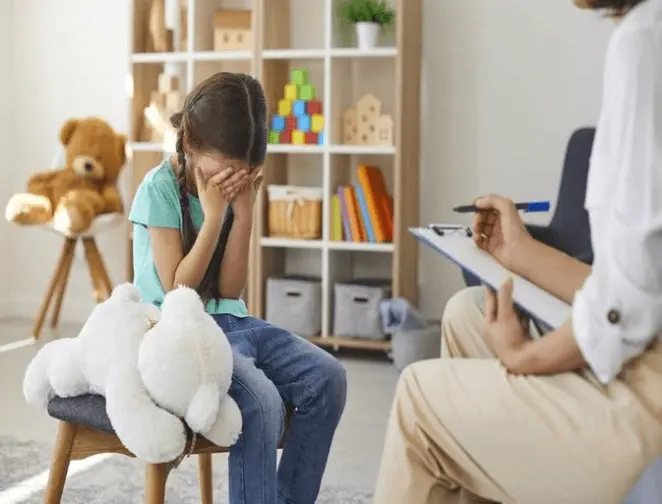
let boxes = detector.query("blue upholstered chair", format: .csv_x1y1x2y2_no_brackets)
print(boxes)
462,126,595,287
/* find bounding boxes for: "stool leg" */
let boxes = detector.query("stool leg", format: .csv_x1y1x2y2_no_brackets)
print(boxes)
198,453,213,504
50,240,76,328
86,238,113,298
82,238,106,303
43,422,78,504
145,463,169,504
33,239,77,339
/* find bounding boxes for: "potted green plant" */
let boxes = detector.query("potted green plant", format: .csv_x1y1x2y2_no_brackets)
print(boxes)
340,0,395,50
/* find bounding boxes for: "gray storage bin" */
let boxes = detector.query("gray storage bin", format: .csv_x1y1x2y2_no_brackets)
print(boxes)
391,323,442,372
266,276,322,336
333,280,391,340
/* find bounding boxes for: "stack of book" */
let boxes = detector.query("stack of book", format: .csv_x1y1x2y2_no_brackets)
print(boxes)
331,165,394,243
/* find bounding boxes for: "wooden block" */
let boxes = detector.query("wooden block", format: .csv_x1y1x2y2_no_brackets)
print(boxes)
278,99,292,116
268,131,280,144
343,109,358,145
214,10,252,30
286,116,297,131
317,132,325,146
292,130,306,145
292,100,307,118
284,84,298,102
290,68,308,86
280,131,292,144
305,132,318,145
307,100,322,115
297,115,311,133
214,28,253,51
311,114,324,134
299,84,316,101
376,115,394,146
271,115,286,133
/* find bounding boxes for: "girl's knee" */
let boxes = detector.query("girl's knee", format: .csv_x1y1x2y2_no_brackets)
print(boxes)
313,355,348,418
234,380,285,441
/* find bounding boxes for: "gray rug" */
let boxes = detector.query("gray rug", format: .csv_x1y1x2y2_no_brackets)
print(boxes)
0,437,373,503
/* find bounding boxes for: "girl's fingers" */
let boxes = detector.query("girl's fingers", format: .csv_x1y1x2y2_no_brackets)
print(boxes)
209,167,236,186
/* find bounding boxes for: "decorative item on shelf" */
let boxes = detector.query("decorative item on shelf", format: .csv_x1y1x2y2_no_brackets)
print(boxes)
340,0,395,50
334,165,393,244
268,68,324,147
148,0,189,52
267,185,323,239
213,9,253,51
342,94,394,146
143,72,183,143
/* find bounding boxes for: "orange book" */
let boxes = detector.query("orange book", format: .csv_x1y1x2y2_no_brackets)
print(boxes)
344,186,365,242
357,165,387,242
367,166,393,241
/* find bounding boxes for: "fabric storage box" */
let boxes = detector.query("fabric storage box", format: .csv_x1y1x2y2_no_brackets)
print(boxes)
267,185,323,239
266,275,322,336
391,322,442,372
333,280,391,340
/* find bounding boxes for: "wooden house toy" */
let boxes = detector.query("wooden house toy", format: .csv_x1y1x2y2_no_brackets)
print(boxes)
145,72,183,141
376,115,394,146
213,10,253,51
267,68,325,146
343,109,358,145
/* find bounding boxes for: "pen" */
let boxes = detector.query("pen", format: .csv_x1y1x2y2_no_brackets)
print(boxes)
453,201,551,213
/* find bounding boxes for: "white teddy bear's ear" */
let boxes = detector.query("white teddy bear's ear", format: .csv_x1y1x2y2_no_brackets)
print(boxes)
111,283,141,302
161,286,205,318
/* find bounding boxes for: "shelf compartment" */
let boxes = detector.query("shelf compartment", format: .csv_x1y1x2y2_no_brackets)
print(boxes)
192,58,255,89
261,0,326,52
194,1,256,53
330,0,397,50
133,0,189,54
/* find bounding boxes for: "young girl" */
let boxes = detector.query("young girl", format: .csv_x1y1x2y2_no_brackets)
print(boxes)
129,72,347,504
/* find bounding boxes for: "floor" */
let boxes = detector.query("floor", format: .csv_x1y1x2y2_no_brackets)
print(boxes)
0,318,400,498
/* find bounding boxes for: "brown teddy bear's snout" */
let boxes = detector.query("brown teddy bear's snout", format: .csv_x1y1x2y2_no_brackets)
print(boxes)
72,155,104,180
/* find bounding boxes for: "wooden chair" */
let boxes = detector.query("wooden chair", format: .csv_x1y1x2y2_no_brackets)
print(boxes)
33,214,123,339
43,395,291,504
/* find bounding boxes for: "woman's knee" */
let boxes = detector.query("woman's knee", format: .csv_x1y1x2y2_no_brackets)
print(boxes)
443,287,485,325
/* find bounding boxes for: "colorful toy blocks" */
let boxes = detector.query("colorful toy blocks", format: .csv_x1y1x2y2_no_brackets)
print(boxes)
278,99,292,116
292,130,306,145
267,67,325,146
299,84,316,101
311,114,324,134
293,100,307,117
297,115,311,133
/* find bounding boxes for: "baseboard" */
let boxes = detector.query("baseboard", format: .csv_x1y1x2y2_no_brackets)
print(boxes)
0,296,94,325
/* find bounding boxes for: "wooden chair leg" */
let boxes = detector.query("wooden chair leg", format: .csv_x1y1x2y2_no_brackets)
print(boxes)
43,422,78,504
50,240,76,328
86,238,113,298
198,453,213,504
33,239,77,339
82,238,106,303
144,463,170,504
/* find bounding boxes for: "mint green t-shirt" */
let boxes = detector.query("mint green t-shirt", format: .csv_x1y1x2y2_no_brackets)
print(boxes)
129,159,249,317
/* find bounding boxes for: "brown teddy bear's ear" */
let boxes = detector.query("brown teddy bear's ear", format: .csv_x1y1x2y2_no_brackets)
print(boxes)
59,119,79,146
117,134,127,166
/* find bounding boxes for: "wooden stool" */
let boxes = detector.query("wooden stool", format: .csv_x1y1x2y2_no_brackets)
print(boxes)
33,214,122,339
44,395,292,504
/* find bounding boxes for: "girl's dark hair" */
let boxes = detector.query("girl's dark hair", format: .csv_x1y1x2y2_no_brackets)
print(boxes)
169,72,267,304
590,0,647,14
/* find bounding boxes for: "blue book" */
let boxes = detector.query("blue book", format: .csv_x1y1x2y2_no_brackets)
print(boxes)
354,184,375,243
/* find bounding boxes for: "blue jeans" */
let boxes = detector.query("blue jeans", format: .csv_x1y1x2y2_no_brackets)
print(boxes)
213,314,348,504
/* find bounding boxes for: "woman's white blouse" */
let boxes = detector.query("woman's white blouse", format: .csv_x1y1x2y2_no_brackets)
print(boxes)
572,0,662,384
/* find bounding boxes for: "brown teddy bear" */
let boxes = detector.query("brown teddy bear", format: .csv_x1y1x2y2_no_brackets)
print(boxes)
6,117,127,236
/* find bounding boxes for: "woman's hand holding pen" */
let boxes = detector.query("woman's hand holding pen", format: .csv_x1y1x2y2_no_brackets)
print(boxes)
471,194,531,269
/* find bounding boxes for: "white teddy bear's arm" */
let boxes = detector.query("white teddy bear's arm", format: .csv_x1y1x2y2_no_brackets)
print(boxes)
185,383,221,434
105,365,187,464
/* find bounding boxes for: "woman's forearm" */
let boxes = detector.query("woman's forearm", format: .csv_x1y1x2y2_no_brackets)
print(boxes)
511,319,586,375
218,212,252,298
173,217,223,289
509,236,591,304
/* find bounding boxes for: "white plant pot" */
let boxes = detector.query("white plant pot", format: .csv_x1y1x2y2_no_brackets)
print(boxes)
355,22,381,50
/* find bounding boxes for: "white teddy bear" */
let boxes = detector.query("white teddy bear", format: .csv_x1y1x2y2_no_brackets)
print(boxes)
23,282,241,461
23,283,187,463
138,286,242,447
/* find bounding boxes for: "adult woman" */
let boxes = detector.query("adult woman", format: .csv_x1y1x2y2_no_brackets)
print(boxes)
372,1,662,503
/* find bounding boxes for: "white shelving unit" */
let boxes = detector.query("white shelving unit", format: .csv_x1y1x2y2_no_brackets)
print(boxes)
127,0,422,352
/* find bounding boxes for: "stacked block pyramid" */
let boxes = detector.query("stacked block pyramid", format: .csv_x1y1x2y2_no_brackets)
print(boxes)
269,68,325,146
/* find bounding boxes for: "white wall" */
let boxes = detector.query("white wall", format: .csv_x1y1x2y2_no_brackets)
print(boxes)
3,0,131,322
417,0,614,316
1,0,614,322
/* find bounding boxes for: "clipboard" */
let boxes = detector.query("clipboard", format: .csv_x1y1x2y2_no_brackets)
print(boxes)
411,227,571,331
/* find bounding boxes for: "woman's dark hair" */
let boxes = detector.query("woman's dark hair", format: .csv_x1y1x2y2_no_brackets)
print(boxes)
169,72,267,304
590,0,647,14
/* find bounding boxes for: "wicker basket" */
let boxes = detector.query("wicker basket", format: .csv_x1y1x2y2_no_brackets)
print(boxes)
267,185,323,239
